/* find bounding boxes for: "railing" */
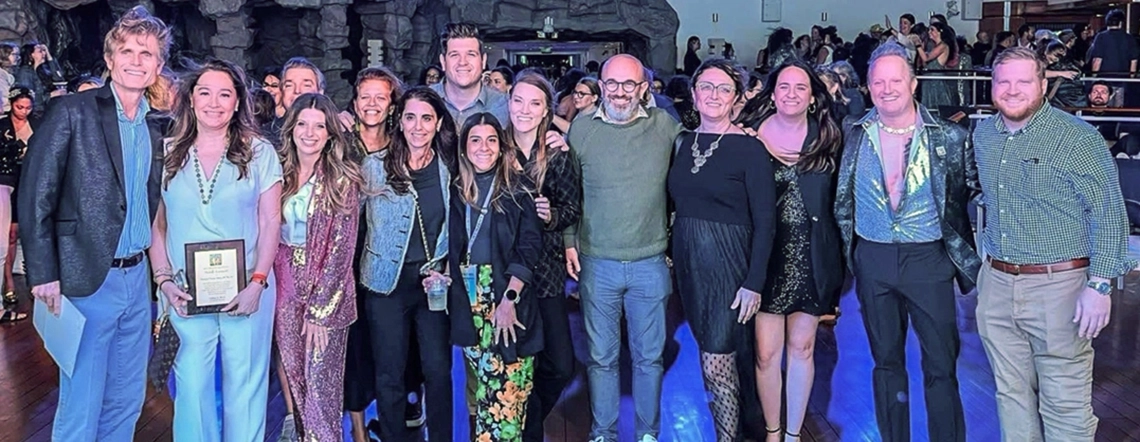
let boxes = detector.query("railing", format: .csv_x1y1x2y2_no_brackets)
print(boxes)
913,69,1140,106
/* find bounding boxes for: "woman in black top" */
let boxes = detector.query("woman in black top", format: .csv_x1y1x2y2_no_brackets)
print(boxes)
0,87,33,322
668,58,777,441
447,112,543,442
505,72,583,442
684,36,703,77
14,42,64,117
737,59,844,442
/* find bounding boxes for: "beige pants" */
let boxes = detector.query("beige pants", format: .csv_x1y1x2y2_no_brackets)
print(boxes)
976,265,1097,442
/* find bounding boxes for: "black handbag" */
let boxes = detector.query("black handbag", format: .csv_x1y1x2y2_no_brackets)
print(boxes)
147,291,181,394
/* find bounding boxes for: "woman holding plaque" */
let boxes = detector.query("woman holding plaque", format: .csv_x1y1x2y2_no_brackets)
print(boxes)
359,86,455,442
274,93,364,440
148,59,283,441
447,112,543,442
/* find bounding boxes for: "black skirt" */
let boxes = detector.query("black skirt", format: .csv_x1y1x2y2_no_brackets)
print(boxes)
672,217,751,354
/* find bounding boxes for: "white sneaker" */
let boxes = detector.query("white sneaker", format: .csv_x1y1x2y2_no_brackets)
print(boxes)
639,436,658,442
277,414,298,442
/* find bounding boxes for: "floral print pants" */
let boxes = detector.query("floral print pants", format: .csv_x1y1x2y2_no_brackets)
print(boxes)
462,264,535,442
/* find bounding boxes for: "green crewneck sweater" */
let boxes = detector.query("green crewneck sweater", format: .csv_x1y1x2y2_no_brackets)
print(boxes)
564,107,682,261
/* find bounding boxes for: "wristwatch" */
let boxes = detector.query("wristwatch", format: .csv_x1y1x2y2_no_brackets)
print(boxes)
504,289,520,303
1086,280,1112,296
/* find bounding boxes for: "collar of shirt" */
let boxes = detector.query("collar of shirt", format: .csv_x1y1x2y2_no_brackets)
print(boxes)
592,104,649,125
110,82,151,125
432,81,494,112
990,102,1052,135
857,102,938,132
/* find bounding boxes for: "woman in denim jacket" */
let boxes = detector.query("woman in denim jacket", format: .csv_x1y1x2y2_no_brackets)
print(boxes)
359,86,457,442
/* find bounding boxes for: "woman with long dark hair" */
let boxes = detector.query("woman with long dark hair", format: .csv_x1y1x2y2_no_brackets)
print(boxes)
147,58,283,440
552,76,599,132
274,93,365,441
14,42,63,116
447,112,543,442
359,86,456,442
0,86,34,323
738,59,844,442
670,58,777,441
918,22,959,110
765,28,797,72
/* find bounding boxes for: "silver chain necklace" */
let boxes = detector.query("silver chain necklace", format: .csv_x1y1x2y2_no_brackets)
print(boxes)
690,131,727,174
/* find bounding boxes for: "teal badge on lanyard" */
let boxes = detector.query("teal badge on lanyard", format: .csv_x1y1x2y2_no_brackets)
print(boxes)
462,177,495,305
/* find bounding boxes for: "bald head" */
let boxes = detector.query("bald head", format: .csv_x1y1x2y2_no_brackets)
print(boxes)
601,54,645,82
598,54,647,124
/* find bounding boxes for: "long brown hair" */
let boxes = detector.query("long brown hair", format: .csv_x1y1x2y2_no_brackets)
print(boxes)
457,112,526,213
279,93,364,215
737,59,842,173
164,59,258,188
507,71,558,191
384,87,458,194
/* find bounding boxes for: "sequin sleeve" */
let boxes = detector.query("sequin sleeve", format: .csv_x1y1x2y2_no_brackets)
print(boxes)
302,184,361,328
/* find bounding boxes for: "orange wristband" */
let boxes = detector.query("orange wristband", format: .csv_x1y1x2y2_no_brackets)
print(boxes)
251,273,268,287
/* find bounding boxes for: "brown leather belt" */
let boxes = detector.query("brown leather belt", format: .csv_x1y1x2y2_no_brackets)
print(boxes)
987,257,1089,275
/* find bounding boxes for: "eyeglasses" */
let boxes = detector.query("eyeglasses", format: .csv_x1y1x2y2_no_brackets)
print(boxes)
695,82,736,96
572,91,595,98
601,79,646,93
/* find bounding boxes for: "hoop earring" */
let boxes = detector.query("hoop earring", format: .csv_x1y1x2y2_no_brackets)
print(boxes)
808,102,817,113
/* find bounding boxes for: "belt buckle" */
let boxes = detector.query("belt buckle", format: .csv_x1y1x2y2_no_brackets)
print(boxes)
1011,264,1021,275
292,247,306,267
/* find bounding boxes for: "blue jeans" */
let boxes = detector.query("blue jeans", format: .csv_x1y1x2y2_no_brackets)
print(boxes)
53,261,151,442
579,253,671,441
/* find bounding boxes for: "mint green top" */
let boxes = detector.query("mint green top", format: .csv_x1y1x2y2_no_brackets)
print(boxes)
281,177,315,247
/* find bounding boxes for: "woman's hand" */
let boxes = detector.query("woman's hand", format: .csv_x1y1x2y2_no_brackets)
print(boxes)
161,282,194,318
421,270,451,292
492,299,525,346
222,283,265,317
730,287,762,323
535,195,551,223
304,321,330,355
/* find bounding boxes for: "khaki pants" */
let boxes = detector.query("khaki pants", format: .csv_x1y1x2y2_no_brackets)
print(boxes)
976,265,1097,442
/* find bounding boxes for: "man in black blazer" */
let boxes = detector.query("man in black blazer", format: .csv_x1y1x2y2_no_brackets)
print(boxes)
18,6,169,440
834,42,982,442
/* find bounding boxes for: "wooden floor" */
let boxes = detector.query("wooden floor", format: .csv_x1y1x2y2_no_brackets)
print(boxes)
3,276,1140,442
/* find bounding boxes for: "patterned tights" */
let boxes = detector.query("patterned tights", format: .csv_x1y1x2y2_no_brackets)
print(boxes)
701,351,740,441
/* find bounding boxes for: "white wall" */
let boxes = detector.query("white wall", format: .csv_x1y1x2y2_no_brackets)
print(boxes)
667,0,981,71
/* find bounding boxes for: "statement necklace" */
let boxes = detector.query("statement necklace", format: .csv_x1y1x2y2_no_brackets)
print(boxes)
878,120,916,135
690,131,727,174
191,146,225,205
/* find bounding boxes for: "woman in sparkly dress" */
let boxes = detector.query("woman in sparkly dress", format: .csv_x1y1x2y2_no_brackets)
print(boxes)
669,58,777,441
738,59,844,442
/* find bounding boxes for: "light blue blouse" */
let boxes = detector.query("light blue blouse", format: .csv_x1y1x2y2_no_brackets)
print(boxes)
281,177,315,247
162,138,283,282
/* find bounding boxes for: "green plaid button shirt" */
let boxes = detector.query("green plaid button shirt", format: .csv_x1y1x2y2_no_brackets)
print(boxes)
973,104,1135,279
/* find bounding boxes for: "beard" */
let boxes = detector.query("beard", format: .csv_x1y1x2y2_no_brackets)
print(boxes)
602,95,637,122
995,95,1044,123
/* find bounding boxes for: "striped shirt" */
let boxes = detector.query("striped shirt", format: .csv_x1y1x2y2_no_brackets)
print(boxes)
110,85,153,258
973,103,1134,278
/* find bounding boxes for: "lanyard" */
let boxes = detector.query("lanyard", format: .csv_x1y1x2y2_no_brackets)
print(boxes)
464,176,497,265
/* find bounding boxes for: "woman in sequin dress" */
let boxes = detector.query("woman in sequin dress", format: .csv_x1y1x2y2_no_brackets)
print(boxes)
738,59,845,442
669,59,777,441
274,93,364,441
918,23,960,113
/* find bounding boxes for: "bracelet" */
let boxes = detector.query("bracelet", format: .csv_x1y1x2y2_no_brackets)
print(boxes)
251,272,268,288
156,278,173,290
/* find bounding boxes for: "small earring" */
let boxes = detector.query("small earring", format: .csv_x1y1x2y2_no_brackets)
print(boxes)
809,102,817,113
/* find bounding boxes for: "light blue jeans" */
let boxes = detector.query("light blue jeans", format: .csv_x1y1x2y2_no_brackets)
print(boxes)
579,253,671,442
53,261,151,442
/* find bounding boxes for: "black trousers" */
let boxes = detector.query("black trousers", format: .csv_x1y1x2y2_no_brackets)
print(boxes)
364,264,452,442
344,284,374,412
854,239,965,442
522,295,575,442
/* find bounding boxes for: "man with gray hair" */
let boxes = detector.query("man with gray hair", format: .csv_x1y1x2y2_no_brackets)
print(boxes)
834,41,981,442
263,56,326,144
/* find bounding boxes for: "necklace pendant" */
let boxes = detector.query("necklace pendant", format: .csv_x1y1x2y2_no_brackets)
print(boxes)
691,165,701,174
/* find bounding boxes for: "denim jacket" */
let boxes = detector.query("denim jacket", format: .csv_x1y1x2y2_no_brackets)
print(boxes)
360,153,451,295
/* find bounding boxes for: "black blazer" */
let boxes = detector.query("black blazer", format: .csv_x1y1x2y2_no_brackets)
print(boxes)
447,180,545,362
18,84,165,297
788,119,846,305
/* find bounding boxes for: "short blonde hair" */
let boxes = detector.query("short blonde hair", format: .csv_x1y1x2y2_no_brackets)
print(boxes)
992,46,1046,80
103,5,171,62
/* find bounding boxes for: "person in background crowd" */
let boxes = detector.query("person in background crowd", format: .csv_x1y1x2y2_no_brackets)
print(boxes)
744,74,764,101
146,68,176,113
987,31,1016,66
762,28,796,72
1071,24,1094,67
829,61,867,118
1017,24,1035,48
274,92,363,441
0,86,34,323
684,35,702,77
971,31,992,67
888,13,919,63
260,67,285,119
0,43,17,113
651,76,666,96
1088,9,1138,108
67,75,103,94
817,68,851,121
20,7,169,439
487,66,514,95
975,46,1132,442
555,68,589,123
447,112,543,442
420,65,443,86
918,22,960,111
723,43,736,61
360,86,456,442
794,35,813,61
835,42,980,442
643,67,682,122
1041,41,1086,108
1058,29,1078,50
1034,29,1054,48
1088,80,1112,109
671,58,776,442
266,57,326,144
503,72,582,442
15,42,64,117
664,75,699,130
815,26,839,66
150,58,282,442
552,76,599,133
252,89,277,128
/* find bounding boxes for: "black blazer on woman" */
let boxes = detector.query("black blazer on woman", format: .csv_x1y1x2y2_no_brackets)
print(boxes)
447,178,545,362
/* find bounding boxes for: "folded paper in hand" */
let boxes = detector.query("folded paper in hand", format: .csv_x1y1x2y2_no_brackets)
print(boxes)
33,297,86,378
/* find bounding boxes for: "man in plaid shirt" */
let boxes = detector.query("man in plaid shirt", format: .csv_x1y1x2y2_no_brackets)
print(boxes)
974,46,1134,442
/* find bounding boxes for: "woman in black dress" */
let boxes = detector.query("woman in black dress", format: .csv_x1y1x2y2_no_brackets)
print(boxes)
668,58,777,441
0,87,33,323
738,59,844,442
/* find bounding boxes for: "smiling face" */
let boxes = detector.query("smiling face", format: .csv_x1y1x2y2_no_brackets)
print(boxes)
868,54,918,118
282,66,322,110
354,78,393,128
600,55,647,123
292,107,329,159
441,37,486,89
262,74,281,104
693,68,737,122
192,70,239,131
772,66,813,118
993,58,1047,123
509,82,548,135
104,34,163,96
400,98,440,150
465,123,501,173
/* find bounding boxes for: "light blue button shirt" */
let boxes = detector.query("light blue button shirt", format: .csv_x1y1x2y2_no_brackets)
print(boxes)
162,138,283,280
281,178,315,247
111,85,153,258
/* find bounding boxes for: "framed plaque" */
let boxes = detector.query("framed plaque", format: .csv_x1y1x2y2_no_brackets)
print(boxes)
185,240,246,315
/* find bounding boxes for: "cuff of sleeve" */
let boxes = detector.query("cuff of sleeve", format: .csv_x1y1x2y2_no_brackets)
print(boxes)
741,273,766,295
1090,259,1138,280
506,263,533,285
544,209,559,231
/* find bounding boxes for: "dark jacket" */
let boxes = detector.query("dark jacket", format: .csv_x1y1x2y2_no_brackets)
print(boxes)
447,179,545,362
18,84,165,296
835,104,982,292
0,115,38,188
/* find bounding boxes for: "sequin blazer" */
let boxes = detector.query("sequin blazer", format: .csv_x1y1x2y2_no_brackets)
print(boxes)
277,177,361,329
835,105,983,292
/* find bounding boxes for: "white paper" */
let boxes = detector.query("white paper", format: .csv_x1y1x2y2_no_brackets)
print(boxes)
32,296,86,378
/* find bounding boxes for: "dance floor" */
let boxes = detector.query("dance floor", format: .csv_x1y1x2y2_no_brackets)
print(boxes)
2,275,1139,442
